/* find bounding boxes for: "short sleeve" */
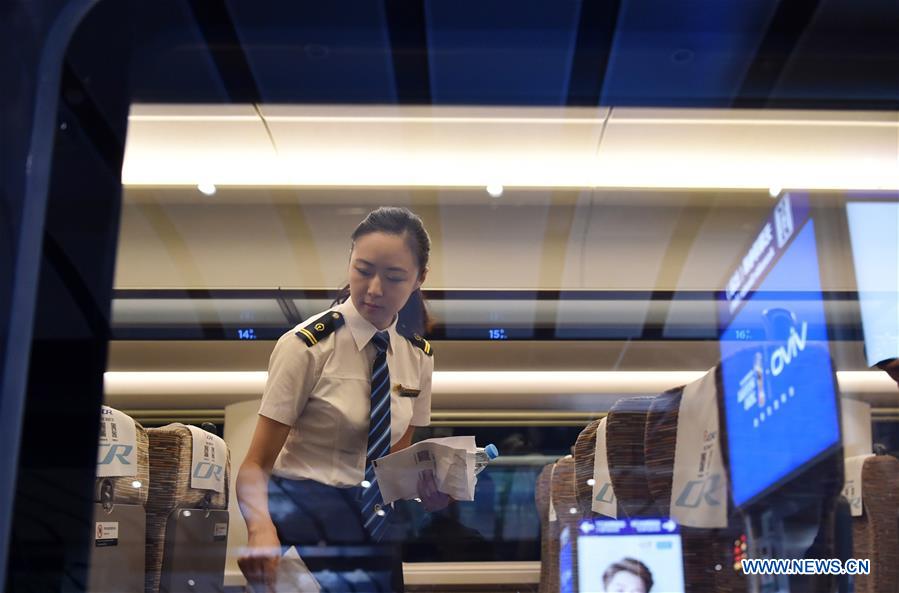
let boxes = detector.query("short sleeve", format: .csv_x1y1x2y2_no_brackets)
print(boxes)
258,331,318,427
410,352,434,426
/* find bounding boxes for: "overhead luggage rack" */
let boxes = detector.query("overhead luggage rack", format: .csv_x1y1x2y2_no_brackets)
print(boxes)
110,288,866,341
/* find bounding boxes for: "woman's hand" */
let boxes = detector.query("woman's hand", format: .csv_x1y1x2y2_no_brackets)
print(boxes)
238,525,282,593
236,417,292,592
417,470,452,512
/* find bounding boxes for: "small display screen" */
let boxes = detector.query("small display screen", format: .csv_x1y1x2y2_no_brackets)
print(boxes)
719,195,840,507
562,518,685,593
846,201,899,366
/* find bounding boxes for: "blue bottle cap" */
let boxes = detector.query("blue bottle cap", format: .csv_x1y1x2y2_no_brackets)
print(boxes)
485,444,499,459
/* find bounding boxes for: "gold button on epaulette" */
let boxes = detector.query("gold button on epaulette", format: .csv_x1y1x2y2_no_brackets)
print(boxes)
296,311,345,347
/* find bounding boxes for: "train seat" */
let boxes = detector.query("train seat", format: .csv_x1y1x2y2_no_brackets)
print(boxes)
534,463,555,593
851,452,899,593
89,406,150,593
573,419,601,516
606,396,659,518
550,457,578,593
145,424,231,593
644,369,748,593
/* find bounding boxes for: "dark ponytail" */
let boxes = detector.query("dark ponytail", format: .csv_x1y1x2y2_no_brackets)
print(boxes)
331,207,433,337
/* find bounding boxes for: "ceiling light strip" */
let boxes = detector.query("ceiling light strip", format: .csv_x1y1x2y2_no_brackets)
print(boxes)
611,118,898,127
261,116,605,124
129,115,261,122
104,370,895,395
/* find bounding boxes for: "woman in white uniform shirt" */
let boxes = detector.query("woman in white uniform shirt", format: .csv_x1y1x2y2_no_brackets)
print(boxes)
237,207,447,592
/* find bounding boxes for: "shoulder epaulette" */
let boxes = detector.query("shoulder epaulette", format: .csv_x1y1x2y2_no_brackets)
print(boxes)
406,332,434,357
296,311,344,347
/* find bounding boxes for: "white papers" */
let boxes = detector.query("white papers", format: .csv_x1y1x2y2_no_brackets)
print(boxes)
97,406,138,477
186,424,228,493
548,463,558,523
841,398,873,458
274,547,320,593
670,368,728,528
373,436,477,504
840,399,875,518
591,417,617,518
243,547,320,593
842,454,875,517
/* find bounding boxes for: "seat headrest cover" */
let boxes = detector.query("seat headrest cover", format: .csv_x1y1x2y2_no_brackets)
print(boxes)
185,424,228,494
591,417,617,518
97,405,138,478
670,367,728,528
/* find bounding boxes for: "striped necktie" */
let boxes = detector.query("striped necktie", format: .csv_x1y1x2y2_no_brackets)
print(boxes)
361,330,391,541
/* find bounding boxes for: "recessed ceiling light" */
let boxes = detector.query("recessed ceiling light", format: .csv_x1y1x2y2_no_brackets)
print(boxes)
671,48,695,64
304,44,331,60
198,182,217,196
487,184,504,198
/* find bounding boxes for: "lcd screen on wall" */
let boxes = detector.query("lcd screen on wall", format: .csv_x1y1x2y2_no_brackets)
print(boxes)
719,195,840,507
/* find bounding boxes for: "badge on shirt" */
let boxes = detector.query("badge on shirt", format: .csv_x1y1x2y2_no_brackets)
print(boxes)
394,384,421,398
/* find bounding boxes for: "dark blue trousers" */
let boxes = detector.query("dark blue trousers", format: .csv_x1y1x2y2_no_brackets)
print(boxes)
268,475,405,593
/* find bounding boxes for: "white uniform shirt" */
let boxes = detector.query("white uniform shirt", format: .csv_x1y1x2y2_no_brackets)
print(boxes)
259,299,434,487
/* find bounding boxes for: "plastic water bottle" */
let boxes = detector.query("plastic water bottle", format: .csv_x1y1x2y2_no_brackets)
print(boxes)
474,444,499,475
